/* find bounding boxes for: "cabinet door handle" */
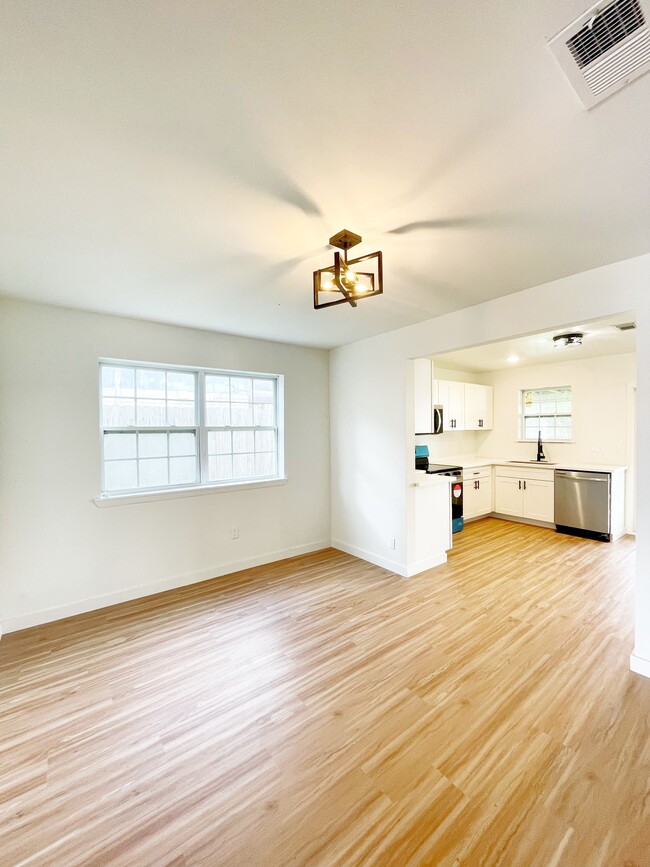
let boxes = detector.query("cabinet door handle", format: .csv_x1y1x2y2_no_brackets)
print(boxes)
519,480,521,490
524,480,527,490
477,480,480,490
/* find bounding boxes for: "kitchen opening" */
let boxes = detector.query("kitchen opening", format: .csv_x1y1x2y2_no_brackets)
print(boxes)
413,312,637,546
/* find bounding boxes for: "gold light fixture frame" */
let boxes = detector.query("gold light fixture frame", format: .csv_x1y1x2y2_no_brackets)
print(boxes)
313,229,383,310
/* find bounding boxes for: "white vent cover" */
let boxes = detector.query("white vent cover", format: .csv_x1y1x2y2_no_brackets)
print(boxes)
613,321,637,330
549,0,650,108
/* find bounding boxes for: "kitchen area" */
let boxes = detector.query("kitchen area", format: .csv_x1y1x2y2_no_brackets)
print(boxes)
410,315,635,574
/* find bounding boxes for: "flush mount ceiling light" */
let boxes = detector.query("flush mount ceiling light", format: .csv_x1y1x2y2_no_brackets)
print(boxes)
313,229,383,310
553,332,584,347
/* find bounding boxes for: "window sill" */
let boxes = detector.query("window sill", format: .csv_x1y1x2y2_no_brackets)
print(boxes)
517,439,575,444
93,477,288,507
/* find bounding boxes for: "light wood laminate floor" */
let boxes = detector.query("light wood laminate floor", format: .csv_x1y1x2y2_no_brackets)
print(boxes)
1,519,648,866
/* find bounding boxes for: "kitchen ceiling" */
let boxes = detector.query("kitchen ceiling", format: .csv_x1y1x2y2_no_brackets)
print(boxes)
1,1,649,349
432,313,637,372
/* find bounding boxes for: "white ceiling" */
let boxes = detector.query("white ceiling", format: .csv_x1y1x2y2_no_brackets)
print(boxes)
1,1,649,349
433,313,637,372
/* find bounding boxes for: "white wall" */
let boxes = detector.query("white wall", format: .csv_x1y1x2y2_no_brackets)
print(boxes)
0,298,330,632
330,253,650,674
478,353,636,466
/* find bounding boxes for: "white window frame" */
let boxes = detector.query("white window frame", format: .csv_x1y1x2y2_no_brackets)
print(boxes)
98,359,285,500
518,385,573,442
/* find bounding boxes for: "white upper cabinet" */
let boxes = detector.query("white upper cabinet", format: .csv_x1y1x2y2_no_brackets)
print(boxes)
414,358,434,434
434,380,492,432
463,383,493,430
437,380,465,431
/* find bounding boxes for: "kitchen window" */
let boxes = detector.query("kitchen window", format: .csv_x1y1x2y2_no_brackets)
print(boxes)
100,361,283,496
519,386,572,441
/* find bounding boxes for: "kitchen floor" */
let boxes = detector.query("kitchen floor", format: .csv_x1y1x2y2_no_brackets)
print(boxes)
1,520,646,866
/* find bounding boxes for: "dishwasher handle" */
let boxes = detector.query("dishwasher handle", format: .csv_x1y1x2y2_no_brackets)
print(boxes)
555,470,610,483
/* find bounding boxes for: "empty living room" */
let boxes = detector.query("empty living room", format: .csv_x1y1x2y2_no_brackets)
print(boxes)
2,1,650,865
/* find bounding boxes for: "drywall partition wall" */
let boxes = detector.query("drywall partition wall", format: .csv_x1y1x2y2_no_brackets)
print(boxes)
479,353,636,466
330,332,410,574
329,252,650,675
0,298,330,632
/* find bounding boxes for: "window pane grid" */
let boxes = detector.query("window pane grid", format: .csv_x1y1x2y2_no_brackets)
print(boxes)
103,430,198,492
206,426,277,482
102,365,197,428
101,363,280,494
205,374,276,429
521,386,572,441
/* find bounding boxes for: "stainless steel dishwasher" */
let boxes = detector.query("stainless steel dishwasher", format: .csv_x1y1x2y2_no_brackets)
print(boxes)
554,469,611,541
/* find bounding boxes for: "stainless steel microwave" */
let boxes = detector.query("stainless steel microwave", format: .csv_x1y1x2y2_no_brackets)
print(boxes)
415,405,443,435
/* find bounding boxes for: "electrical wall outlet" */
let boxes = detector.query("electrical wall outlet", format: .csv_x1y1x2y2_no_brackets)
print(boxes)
388,536,396,550
230,527,239,540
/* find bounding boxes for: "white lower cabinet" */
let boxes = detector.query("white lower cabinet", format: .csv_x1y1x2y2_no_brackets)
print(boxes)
494,466,554,523
463,467,493,520
522,479,555,522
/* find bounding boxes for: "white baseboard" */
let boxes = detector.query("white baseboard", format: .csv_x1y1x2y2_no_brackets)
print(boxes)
404,552,447,577
331,540,408,577
491,513,555,530
3,541,329,634
332,540,448,578
630,652,650,679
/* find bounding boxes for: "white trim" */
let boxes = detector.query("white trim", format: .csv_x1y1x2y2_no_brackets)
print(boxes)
2,541,329,634
490,512,555,530
630,652,650,679
404,552,448,577
625,384,636,535
517,439,575,444
332,540,409,577
93,476,288,506
332,540,448,577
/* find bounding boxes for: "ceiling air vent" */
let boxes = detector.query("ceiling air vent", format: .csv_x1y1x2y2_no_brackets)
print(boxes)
613,321,637,330
548,0,650,108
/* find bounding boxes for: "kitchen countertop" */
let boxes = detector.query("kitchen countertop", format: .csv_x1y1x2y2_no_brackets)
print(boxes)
411,470,454,487
429,455,627,473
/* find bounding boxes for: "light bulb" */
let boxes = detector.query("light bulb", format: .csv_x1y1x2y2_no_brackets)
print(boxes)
322,279,335,291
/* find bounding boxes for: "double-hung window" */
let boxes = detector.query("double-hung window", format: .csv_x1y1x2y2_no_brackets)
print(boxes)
100,361,283,496
519,386,572,441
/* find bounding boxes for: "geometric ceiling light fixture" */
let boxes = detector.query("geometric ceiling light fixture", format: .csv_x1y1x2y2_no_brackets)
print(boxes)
553,332,584,347
313,229,383,310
